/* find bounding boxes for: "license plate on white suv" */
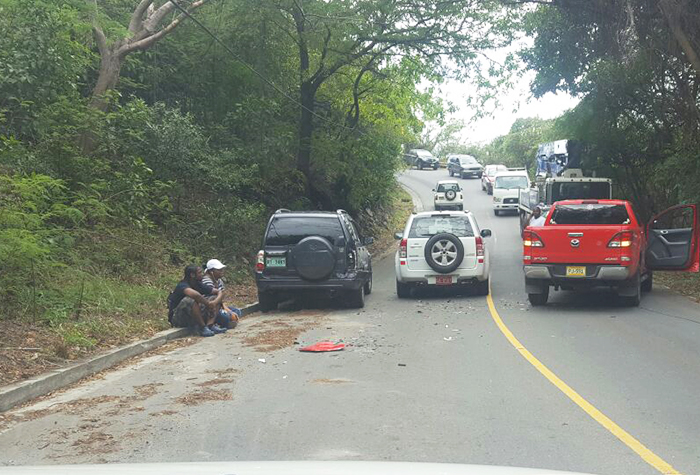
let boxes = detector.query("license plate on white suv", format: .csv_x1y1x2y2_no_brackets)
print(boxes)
435,275,453,285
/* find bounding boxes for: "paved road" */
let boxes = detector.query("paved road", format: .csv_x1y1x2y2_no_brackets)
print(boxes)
1,169,699,475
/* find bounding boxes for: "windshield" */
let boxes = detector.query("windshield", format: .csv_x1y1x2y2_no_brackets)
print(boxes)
409,215,474,238
265,217,344,245
416,150,434,158
550,204,630,225
495,176,528,189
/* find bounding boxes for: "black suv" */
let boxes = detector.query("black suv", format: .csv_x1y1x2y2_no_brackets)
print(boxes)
405,149,439,170
255,209,373,312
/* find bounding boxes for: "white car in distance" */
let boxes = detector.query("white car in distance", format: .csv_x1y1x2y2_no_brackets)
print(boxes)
394,211,491,297
492,169,530,216
433,180,463,211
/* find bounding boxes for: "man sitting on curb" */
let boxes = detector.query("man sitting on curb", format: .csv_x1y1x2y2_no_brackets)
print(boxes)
201,258,242,329
168,265,226,337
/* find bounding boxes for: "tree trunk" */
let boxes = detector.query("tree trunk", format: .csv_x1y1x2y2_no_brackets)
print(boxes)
297,80,315,192
90,47,124,112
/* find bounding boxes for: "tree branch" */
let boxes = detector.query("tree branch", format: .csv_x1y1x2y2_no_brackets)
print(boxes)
128,0,155,34
92,25,107,55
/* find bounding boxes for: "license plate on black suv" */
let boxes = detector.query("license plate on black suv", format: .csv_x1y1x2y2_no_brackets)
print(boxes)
266,257,286,267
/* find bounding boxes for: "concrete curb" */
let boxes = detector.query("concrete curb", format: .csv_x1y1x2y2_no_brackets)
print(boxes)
0,302,259,413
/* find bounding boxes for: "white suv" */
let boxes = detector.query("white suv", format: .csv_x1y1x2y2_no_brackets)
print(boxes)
492,169,530,216
433,180,463,211
394,211,491,297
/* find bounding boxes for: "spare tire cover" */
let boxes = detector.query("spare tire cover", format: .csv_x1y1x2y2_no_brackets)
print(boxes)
424,233,464,274
291,236,336,281
445,189,456,201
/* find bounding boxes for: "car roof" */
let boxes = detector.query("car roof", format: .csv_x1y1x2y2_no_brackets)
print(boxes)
554,199,629,206
494,170,529,177
271,211,341,219
413,210,472,217
436,180,461,185
449,154,477,160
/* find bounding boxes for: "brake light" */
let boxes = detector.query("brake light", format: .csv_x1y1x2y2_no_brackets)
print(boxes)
608,231,634,248
256,250,265,272
476,236,485,263
523,230,544,247
399,238,407,264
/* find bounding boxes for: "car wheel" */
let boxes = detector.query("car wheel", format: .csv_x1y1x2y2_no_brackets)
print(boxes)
449,169,453,177
418,161,424,170
433,165,438,170
364,272,373,295
257,292,277,313
641,271,653,292
346,286,365,308
494,209,500,216
476,277,489,296
528,287,549,306
396,280,411,299
621,272,641,307
424,233,464,274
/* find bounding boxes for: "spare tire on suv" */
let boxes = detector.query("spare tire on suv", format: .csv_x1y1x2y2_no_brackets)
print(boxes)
290,236,336,281
424,233,464,274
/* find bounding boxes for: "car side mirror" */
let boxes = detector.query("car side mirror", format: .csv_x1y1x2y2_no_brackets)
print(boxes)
394,232,404,240
431,188,435,192
364,237,374,245
480,229,492,238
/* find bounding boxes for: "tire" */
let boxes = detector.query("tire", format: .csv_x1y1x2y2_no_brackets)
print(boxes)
346,286,365,308
364,272,373,295
449,169,453,177
291,236,336,281
258,291,277,313
476,277,489,296
641,271,653,293
418,161,424,170
621,272,641,307
445,189,457,201
528,287,549,306
494,209,500,216
424,233,465,274
396,280,411,299
433,165,438,170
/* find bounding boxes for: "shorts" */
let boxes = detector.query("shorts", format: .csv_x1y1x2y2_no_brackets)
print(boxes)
172,297,212,328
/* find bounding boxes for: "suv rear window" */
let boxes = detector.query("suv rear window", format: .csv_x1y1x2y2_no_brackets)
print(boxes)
409,216,474,238
551,204,630,225
265,217,345,246
437,183,460,192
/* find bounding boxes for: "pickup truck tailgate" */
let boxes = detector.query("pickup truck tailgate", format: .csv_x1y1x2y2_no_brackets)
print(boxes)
530,225,623,264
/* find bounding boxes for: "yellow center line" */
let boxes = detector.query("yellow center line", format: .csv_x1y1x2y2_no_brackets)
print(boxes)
485,291,682,475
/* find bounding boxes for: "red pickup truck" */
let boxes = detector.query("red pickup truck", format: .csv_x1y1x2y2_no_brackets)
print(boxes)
522,199,699,306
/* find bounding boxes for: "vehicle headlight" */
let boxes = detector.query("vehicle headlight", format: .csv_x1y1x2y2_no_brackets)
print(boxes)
493,197,501,202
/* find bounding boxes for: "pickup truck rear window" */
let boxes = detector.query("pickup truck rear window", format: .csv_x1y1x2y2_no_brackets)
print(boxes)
495,176,528,189
550,204,630,225
550,182,611,201
409,216,474,238
265,217,345,246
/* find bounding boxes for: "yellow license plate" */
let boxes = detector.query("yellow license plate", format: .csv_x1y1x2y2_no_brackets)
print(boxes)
566,266,586,277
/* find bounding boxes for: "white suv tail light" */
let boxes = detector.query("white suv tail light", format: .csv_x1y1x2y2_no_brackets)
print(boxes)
399,238,407,264
476,236,485,264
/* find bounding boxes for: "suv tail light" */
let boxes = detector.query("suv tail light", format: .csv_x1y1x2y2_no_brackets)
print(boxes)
399,238,407,264
256,250,265,272
523,230,544,247
475,236,485,263
347,250,356,269
608,231,634,248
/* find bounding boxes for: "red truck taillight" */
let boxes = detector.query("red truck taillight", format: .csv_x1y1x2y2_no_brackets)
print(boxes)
399,238,407,264
608,231,634,248
476,236,485,263
255,250,265,272
523,230,544,247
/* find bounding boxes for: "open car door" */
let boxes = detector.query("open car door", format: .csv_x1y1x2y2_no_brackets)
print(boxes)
646,204,699,272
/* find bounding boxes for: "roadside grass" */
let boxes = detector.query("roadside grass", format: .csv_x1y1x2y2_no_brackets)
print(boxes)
363,186,414,256
655,271,700,303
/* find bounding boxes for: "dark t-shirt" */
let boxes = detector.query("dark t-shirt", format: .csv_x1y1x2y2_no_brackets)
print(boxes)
170,280,211,310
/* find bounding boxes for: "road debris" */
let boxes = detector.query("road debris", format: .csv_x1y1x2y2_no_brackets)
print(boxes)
258,358,266,363
443,337,453,341
299,341,345,352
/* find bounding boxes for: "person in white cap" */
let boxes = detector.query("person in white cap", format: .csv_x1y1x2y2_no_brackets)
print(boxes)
202,259,241,329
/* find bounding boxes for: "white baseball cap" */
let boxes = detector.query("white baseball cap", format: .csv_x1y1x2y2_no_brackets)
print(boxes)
206,259,226,271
